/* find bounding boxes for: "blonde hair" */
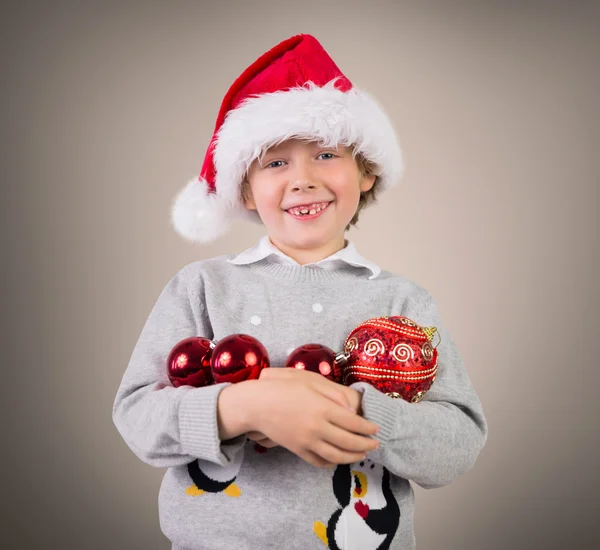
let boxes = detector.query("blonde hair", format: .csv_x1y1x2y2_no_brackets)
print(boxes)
349,152,379,228
241,145,380,228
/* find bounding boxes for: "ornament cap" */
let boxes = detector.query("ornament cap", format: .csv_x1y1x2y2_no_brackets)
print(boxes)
335,351,349,365
422,326,441,348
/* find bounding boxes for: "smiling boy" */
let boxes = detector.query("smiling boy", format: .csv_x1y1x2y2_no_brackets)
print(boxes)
242,139,376,263
113,34,487,550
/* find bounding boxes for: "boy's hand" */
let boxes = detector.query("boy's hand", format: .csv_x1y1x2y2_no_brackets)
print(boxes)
245,373,364,451
246,374,362,449
243,369,365,452
241,368,379,468
259,367,364,413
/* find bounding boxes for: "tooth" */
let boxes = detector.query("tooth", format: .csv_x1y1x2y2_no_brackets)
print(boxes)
301,209,308,214
309,209,316,215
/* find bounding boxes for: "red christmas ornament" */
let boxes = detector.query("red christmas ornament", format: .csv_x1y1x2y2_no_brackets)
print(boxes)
211,334,270,384
167,337,215,388
285,343,344,382
340,316,439,402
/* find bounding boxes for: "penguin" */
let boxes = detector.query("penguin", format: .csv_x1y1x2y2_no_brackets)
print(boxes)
185,448,244,498
314,459,400,550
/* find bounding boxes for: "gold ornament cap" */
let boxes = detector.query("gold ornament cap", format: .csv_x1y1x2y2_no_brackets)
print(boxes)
422,326,440,348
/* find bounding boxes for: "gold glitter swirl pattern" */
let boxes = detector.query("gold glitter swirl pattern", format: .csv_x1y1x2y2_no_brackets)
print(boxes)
345,337,359,354
364,339,385,357
422,342,434,362
400,318,418,327
392,343,414,362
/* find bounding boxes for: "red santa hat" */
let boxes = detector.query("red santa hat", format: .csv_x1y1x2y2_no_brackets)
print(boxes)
171,34,404,243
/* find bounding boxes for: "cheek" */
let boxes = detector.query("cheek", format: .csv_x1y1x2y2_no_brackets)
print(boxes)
259,192,280,209
337,183,361,206
252,191,282,219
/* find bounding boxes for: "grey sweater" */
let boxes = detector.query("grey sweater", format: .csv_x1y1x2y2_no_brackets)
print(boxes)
112,255,487,550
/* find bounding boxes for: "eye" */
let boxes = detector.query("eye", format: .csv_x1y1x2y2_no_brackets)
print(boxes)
317,152,336,160
264,160,285,169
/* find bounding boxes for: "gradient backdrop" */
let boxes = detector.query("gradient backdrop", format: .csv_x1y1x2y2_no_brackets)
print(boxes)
3,1,599,549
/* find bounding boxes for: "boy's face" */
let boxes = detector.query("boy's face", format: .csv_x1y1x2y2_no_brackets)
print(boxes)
244,139,375,259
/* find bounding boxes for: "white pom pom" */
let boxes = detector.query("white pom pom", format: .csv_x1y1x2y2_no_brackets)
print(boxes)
170,179,233,243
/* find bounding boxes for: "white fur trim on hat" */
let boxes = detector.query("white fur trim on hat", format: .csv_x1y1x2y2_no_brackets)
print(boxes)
214,80,404,206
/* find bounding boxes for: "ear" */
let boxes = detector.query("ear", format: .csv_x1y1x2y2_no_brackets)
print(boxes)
245,194,257,210
359,173,376,193
242,181,257,210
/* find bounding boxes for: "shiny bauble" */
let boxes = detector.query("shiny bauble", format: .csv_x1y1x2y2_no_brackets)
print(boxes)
285,343,343,383
342,316,439,402
167,337,215,388
210,334,270,384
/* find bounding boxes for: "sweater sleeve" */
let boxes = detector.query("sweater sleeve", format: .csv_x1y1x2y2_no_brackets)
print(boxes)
112,265,246,468
350,288,488,489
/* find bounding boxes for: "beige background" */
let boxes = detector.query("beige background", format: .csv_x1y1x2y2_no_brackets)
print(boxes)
3,1,599,549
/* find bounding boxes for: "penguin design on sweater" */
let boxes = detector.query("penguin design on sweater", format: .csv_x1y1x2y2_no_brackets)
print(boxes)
314,459,400,550
185,449,244,498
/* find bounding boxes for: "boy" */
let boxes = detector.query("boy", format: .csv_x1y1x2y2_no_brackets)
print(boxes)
113,34,487,550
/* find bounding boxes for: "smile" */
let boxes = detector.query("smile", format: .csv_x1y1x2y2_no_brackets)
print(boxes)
285,201,331,220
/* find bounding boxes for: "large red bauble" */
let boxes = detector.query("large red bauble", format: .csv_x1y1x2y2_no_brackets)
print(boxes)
342,316,439,402
285,343,342,383
210,334,270,384
167,337,215,388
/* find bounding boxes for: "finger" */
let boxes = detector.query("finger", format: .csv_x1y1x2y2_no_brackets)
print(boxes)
310,380,352,409
258,368,274,379
259,367,292,379
327,407,380,436
300,450,334,469
321,424,379,453
246,431,267,441
314,390,350,409
311,441,368,465
256,438,278,448
247,432,278,447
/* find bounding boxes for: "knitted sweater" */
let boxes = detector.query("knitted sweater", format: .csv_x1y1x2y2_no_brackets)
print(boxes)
112,255,488,550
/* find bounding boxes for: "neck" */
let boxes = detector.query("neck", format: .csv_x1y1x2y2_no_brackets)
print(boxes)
269,236,346,265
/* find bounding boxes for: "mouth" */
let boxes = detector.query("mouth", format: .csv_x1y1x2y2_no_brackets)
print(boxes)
285,201,332,221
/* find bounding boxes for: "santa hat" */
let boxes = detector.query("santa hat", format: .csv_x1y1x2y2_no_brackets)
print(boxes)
171,33,404,243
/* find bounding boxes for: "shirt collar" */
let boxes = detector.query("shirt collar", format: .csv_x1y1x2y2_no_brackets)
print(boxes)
228,236,381,279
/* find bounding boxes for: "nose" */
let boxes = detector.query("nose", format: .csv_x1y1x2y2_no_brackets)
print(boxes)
291,180,319,193
288,159,321,193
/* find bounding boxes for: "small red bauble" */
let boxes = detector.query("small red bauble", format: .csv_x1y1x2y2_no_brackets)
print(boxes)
167,337,215,388
285,343,343,383
341,316,439,403
210,334,270,384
